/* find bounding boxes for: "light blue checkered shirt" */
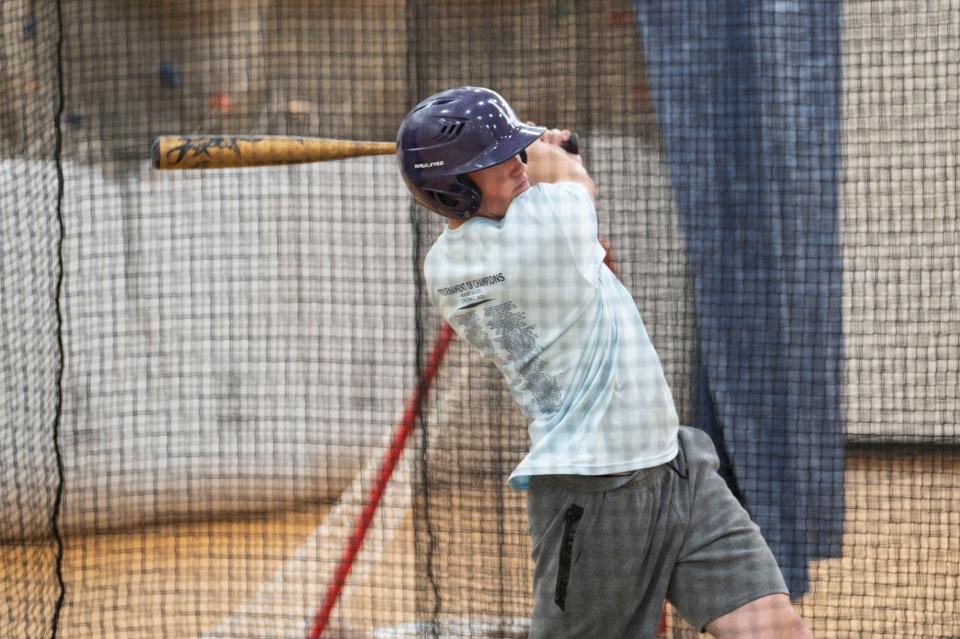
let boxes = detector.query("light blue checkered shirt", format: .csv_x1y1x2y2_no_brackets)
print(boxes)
425,182,678,489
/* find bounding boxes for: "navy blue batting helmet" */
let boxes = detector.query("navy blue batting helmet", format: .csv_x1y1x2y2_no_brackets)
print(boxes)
397,86,545,220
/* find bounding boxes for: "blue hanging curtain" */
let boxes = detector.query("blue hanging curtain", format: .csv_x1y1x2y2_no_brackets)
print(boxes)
632,0,845,596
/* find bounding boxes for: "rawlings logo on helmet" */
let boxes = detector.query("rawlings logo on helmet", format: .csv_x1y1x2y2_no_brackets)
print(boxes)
414,160,445,169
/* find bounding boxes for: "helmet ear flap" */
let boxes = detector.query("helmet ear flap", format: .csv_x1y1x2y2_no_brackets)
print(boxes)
457,174,483,218
422,177,482,220
459,174,481,198
432,192,459,209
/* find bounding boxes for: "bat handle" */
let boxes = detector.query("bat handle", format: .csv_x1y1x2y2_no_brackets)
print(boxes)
559,131,579,155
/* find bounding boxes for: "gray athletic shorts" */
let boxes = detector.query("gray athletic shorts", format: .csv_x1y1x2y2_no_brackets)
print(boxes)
526,426,788,638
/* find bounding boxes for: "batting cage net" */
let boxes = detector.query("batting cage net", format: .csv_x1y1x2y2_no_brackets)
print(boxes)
2,0,958,637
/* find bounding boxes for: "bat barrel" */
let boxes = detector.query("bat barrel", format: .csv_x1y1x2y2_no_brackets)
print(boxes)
151,135,397,170
151,130,578,169
150,138,162,168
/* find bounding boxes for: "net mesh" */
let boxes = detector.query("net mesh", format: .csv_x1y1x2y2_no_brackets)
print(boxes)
2,0,957,637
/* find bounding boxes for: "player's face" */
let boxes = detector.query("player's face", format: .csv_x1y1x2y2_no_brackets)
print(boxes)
468,155,529,220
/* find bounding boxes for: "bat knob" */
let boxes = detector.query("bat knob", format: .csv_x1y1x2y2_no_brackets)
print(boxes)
560,131,579,155
150,137,161,169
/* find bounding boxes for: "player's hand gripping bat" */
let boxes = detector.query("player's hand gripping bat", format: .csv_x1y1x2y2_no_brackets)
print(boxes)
151,132,579,170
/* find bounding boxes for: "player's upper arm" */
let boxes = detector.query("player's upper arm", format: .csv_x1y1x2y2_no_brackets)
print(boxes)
551,182,604,285
559,177,596,204
557,174,596,204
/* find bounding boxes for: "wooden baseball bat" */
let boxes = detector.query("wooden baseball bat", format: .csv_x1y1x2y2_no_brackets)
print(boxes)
151,135,397,170
151,132,579,170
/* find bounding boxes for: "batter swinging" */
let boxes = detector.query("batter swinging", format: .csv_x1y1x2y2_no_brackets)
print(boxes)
397,86,810,639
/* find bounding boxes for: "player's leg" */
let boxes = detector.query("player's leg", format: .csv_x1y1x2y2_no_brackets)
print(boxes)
704,593,811,639
525,466,684,639
665,426,808,637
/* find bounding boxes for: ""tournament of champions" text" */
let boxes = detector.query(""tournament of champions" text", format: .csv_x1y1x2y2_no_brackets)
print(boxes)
436,272,505,297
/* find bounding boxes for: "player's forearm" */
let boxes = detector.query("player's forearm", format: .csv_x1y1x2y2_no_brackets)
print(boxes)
526,141,597,200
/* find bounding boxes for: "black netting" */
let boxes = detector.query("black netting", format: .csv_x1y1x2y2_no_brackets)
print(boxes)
2,1,957,637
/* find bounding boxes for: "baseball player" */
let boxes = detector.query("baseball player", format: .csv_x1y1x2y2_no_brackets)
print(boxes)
397,86,811,638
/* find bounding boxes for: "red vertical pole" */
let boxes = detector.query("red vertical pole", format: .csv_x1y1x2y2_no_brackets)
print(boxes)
308,322,455,639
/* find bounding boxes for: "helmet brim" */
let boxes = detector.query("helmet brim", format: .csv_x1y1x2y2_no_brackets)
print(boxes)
453,123,546,175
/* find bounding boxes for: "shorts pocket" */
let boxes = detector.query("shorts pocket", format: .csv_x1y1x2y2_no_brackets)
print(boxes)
554,504,584,611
